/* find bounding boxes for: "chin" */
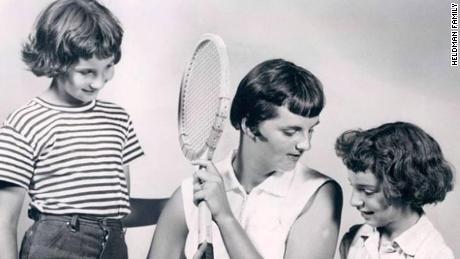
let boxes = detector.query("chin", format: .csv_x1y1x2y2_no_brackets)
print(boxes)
77,97,96,104
276,160,297,171
365,219,385,228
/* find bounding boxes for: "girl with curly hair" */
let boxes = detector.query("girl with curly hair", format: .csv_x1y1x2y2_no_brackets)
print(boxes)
335,121,454,259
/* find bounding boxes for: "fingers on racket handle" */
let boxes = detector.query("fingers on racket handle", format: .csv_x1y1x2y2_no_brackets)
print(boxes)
198,201,212,244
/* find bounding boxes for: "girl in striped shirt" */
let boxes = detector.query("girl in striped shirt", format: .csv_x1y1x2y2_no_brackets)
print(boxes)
0,0,144,258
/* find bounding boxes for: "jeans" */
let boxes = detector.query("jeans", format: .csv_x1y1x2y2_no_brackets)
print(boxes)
19,210,128,259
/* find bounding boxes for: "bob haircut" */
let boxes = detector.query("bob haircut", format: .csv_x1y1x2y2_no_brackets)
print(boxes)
230,59,325,131
22,0,123,77
335,121,454,210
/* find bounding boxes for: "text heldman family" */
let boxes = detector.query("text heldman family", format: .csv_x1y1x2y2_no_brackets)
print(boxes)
452,2,458,66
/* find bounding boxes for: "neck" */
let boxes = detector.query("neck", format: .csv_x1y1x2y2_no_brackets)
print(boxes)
233,135,276,193
379,207,421,240
41,79,86,107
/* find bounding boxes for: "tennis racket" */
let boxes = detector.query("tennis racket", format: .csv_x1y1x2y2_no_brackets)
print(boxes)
178,33,230,259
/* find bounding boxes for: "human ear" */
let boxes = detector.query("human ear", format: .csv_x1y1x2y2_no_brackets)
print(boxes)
241,118,258,140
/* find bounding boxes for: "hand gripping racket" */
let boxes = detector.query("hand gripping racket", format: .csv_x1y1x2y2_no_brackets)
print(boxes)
178,33,230,259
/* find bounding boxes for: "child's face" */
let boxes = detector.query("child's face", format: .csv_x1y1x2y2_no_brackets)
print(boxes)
348,170,406,229
252,106,319,172
55,55,115,105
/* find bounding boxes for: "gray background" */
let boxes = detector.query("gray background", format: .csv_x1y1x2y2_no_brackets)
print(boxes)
1,0,459,258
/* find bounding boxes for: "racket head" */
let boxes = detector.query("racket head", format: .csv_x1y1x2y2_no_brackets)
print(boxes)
178,33,230,161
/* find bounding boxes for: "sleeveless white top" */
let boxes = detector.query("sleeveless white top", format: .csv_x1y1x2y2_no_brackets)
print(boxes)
181,152,331,259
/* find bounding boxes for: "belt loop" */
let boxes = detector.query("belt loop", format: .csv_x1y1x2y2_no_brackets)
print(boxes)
67,215,79,232
27,208,40,221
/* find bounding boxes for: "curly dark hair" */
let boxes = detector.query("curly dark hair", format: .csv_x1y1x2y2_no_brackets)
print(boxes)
22,0,123,77
230,59,324,131
335,121,454,210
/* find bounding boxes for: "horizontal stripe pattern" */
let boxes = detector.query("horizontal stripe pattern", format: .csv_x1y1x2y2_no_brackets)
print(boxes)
0,98,144,218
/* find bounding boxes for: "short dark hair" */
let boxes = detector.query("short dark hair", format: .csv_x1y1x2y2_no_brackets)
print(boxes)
230,59,325,130
335,121,454,210
22,0,123,77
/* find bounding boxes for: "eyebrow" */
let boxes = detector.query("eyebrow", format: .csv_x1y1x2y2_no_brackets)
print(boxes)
350,183,379,191
282,121,321,130
347,179,377,188
296,121,320,129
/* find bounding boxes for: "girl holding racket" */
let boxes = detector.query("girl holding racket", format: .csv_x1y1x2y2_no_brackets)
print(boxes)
149,59,342,259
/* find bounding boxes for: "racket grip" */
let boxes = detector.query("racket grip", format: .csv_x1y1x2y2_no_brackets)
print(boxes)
197,243,214,259
198,200,213,259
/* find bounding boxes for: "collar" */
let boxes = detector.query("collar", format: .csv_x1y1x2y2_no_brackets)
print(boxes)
34,97,96,112
392,213,434,256
358,225,381,259
359,213,433,257
218,150,295,197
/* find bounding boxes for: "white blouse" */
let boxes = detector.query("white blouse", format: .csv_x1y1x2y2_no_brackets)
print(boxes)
341,214,454,259
181,151,331,259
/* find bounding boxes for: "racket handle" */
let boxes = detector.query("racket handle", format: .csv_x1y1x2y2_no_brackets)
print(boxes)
198,200,213,259
197,243,214,259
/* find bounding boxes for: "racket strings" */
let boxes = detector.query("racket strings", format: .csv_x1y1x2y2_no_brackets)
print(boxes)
180,41,223,157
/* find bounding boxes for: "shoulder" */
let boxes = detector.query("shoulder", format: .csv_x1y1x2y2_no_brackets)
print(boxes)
428,246,455,259
317,180,342,206
94,100,138,127
95,100,130,115
295,168,343,223
418,217,455,258
304,179,342,220
421,236,454,259
1,99,41,127
296,166,343,206
296,165,331,181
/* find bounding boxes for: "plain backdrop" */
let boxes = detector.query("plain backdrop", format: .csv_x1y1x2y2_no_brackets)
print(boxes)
1,1,459,258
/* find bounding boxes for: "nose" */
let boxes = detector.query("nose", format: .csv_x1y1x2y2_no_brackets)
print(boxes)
89,75,107,90
295,132,312,152
350,189,364,208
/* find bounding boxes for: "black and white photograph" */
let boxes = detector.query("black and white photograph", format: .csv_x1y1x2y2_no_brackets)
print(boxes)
0,0,458,258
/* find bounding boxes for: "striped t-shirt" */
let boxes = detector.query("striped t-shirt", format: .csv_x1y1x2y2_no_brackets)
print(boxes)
0,98,144,218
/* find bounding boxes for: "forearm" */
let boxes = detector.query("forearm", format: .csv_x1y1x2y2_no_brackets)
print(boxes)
216,216,263,259
0,183,25,259
0,226,18,259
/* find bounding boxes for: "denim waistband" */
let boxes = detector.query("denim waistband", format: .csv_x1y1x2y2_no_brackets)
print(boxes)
28,208,123,228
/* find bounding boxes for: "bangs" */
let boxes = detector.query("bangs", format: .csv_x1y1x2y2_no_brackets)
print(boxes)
21,0,123,77
282,67,325,118
336,130,376,174
57,7,123,64
285,93,324,118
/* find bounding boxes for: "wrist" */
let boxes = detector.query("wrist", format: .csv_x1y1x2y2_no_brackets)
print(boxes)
214,213,237,227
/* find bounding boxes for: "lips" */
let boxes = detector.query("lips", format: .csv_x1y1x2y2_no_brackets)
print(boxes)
82,89,98,95
286,153,302,161
359,210,374,218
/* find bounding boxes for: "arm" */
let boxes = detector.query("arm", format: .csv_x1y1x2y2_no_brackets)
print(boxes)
193,160,263,259
0,181,26,259
123,165,130,194
284,181,343,259
214,213,263,259
147,187,188,259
